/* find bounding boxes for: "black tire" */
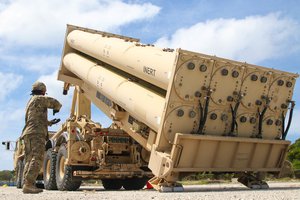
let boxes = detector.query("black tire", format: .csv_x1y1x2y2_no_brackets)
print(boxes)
101,179,123,190
16,159,24,189
122,177,148,190
56,145,81,191
36,182,45,189
43,149,57,190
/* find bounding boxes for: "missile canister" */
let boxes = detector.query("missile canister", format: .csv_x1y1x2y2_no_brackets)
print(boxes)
67,30,177,90
63,52,165,131
58,25,299,188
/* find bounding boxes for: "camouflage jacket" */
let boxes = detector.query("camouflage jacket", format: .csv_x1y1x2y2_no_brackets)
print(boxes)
21,95,62,138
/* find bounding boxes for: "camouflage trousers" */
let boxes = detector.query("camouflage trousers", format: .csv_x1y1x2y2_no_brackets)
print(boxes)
22,134,45,186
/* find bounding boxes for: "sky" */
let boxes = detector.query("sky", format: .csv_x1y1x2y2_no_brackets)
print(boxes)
0,0,299,170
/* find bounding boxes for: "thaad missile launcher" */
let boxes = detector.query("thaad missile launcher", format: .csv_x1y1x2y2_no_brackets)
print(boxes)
55,24,298,191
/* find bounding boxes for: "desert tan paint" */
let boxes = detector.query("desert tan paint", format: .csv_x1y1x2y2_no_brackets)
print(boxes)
67,30,177,90
63,53,165,131
57,25,298,186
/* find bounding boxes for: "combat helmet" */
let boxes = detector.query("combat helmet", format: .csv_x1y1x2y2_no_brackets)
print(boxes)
31,81,47,94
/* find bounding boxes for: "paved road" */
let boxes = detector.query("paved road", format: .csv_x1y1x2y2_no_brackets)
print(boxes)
0,181,299,200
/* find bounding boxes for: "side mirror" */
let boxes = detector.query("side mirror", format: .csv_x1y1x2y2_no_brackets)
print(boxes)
2,141,11,150
6,142,10,150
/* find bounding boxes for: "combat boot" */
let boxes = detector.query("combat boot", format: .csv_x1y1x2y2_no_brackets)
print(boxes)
32,185,43,193
22,184,43,194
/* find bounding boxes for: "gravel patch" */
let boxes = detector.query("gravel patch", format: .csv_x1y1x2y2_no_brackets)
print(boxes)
0,181,299,200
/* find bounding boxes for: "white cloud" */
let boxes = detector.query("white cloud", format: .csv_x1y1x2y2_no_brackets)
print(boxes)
0,0,160,48
0,104,24,124
155,13,300,63
0,105,24,135
19,55,60,72
1,107,24,122
0,72,23,101
0,54,60,73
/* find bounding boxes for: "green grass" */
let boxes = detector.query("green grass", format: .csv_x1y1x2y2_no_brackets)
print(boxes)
179,179,232,185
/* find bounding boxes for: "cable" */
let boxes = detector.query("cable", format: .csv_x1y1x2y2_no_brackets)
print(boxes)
281,111,285,140
229,94,242,136
257,97,270,138
282,101,295,140
197,89,211,134
196,100,204,134
257,107,267,138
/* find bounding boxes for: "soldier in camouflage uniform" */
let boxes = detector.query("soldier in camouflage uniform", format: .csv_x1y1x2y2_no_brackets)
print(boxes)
21,82,62,194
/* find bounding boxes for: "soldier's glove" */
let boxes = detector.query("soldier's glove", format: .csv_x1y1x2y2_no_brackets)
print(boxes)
53,109,59,115
49,118,60,126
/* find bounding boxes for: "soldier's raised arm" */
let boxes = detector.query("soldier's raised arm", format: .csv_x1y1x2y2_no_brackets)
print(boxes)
44,96,62,115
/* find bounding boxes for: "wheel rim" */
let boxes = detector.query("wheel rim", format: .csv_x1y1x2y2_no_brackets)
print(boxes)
59,156,65,179
46,160,51,180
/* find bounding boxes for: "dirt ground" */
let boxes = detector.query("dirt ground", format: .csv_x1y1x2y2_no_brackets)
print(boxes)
0,181,299,200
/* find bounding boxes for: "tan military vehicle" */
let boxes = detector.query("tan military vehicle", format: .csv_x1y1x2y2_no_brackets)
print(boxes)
5,24,296,192
46,24,298,192
2,139,27,188
2,131,57,189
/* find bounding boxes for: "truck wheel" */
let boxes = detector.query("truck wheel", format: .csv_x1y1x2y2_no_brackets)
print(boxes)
43,149,57,190
122,177,148,190
16,159,24,189
36,182,45,189
56,145,81,191
101,179,122,190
